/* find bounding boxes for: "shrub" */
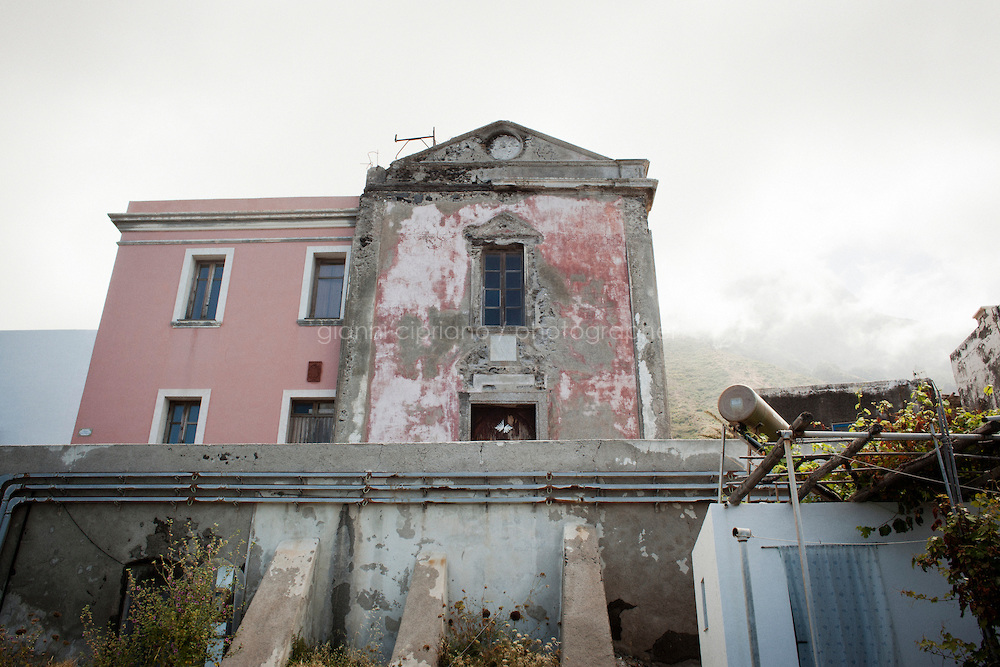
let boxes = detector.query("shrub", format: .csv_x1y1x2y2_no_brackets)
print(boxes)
81,522,234,667
0,613,76,667
906,493,1000,665
285,636,382,667
439,599,558,667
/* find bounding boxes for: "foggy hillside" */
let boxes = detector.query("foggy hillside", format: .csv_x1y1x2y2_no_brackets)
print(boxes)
665,335,838,439
662,301,969,438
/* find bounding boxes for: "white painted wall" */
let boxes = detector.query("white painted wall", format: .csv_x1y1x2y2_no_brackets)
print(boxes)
692,502,980,667
0,330,95,444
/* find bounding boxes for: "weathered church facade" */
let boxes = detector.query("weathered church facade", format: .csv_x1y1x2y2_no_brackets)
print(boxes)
337,121,670,444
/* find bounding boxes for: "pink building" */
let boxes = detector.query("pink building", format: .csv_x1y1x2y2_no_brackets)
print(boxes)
73,196,358,444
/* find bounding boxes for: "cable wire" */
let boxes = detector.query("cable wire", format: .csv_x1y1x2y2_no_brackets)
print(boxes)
59,503,124,565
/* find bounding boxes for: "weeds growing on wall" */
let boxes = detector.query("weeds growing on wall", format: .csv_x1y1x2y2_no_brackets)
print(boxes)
81,521,234,667
285,636,383,667
286,595,559,667
439,599,559,667
0,613,76,667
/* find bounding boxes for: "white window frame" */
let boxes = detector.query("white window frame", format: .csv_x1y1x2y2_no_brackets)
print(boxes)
297,245,350,323
172,248,235,325
149,389,211,444
277,389,337,443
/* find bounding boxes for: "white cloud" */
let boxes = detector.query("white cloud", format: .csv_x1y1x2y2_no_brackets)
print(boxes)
1,1,998,391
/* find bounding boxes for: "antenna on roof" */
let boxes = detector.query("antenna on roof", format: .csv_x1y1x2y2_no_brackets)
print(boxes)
394,127,436,158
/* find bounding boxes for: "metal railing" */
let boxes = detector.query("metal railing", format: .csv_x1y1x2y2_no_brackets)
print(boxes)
0,468,735,565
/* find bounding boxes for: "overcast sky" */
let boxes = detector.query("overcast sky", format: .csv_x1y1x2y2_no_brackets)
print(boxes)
2,1,998,391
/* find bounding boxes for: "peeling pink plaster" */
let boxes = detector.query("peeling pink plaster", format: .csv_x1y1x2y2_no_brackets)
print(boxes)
367,203,467,442
517,197,639,438
366,195,640,442
374,204,468,318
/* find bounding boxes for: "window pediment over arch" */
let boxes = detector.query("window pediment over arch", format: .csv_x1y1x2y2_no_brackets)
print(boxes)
463,212,543,245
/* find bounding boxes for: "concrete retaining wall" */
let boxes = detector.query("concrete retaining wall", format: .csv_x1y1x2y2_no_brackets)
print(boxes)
0,440,737,664
389,553,447,667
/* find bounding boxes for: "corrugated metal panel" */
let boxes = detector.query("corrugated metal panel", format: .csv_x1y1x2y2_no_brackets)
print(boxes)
779,545,899,667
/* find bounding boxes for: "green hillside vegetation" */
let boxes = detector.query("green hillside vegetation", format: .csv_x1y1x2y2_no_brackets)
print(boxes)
664,335,822,439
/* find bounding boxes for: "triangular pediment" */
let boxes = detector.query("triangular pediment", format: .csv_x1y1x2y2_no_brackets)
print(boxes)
400,121,611,164
464,212,543,243
368,121,654,202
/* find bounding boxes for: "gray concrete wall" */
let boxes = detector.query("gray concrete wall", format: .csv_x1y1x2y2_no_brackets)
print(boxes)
561,524,616,667
388,553,446,667
621,196,671,439
0,440,736,664
0,502,252,660
758,378,926,430
222,538,320,667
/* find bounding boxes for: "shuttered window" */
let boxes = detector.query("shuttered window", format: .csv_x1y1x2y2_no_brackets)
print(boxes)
471,404,536,441
287,400,336,443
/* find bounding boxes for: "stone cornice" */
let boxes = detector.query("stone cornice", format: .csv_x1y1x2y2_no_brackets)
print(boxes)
365,177,658,209
110,209,359,232
488,177,657,193
396,159,648,170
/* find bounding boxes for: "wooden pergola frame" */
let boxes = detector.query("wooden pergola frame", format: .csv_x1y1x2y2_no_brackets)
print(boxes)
724,415,1000,506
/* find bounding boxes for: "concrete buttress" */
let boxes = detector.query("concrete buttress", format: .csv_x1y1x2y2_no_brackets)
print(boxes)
221,538,320,667
389,553,448,667
560,523,616,667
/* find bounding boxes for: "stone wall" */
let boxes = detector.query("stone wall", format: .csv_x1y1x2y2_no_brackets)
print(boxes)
951,306,1000,410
